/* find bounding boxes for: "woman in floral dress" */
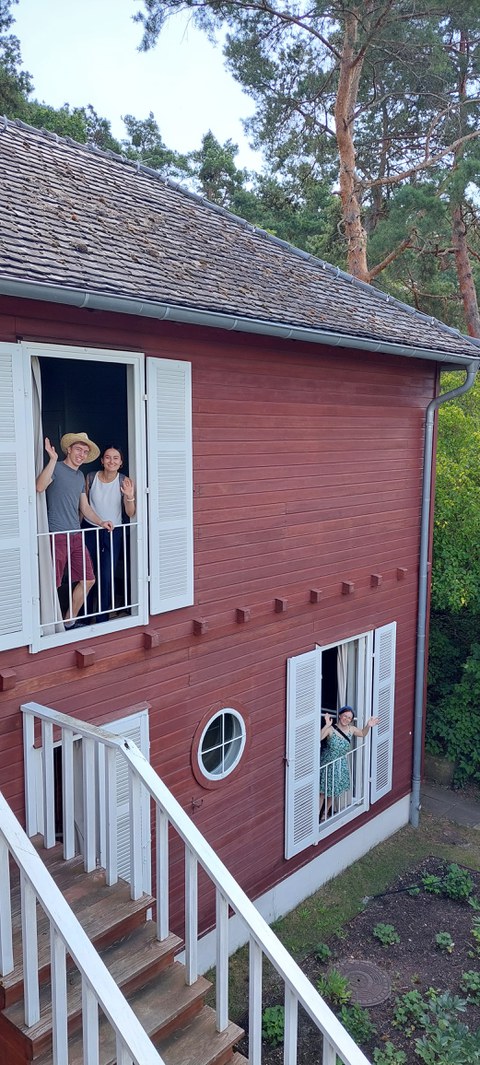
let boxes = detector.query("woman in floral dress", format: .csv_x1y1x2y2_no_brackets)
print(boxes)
319,706,379,821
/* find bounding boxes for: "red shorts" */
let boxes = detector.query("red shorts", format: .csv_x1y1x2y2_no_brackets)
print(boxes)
53,532,95,588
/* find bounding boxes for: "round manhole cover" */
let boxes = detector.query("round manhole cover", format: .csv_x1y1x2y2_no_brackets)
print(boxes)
333,959,391,1006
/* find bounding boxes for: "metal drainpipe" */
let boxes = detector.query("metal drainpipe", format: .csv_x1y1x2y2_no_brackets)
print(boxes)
410,359,480,827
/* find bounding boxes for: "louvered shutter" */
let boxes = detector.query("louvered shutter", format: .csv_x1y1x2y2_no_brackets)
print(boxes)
285,648,321,859
102,711,151,891
0,344,33,650
370,622,396,803
146,357,193,614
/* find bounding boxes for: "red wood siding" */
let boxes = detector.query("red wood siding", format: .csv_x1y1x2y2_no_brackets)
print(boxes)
0,297,435,927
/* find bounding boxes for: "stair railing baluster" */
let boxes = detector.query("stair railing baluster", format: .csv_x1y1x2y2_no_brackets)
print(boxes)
82,981,100,1065
82,736,97,872
284,985,298,1065
248,935,262,1065
42,719,55,848
185,848,198,985
20,872,40,1026
51,925,68,1064
23,710,36,837
62,726,75,859
323,1037,338,1065
0,834,13,975
128,767,143,900
156,805,169,940
216,888,229,1032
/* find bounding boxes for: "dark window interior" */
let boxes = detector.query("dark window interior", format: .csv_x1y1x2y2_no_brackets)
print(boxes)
39,356,129,467
322,645,338,711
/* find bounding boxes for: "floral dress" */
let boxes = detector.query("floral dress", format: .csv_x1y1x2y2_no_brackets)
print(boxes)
319,727,351,797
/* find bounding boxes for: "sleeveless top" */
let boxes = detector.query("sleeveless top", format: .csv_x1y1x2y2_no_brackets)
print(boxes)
86,472,125,525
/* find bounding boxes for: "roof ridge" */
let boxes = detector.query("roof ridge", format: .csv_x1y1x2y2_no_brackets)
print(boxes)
2,115,480,354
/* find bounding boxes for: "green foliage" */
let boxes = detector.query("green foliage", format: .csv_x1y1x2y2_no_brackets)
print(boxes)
261,1004,285,1046
443,865,474,901
460,970,480,1003
393,989,429,1036
373,1044,407,1065
316,968,351,1006
372,922,400,946
314,942,332,964
422,874,443,895
339,1001,377,1043
435,932,454,953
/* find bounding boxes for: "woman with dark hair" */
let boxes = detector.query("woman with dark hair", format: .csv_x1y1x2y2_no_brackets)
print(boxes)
319,706,379,821
85,445,135,622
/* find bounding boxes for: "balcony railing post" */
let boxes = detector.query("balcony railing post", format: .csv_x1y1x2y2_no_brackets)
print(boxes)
249,936,263,1065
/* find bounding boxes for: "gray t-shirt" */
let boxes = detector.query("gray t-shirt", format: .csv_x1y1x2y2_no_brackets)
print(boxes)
46,461,85,533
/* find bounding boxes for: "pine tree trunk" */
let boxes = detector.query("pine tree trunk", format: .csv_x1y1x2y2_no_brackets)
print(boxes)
334,7,370,282
452,202,480,337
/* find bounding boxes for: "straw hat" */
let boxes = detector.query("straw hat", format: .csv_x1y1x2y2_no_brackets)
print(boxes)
60,432,100,463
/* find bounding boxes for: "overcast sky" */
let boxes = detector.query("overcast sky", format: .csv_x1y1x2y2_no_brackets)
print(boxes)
14,0,262,169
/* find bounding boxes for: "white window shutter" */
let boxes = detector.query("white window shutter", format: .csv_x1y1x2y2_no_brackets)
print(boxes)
285,648,321,859
370,621,396,803
101,711,151,892
0,344,33,650
146,358,193,614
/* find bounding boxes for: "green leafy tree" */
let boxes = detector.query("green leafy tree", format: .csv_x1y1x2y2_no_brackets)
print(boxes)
0,0,32,116
122,110,190,178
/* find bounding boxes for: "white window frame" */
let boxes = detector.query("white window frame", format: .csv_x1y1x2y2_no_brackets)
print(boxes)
0,341,194,653
197,707,247,782
285,623,396,858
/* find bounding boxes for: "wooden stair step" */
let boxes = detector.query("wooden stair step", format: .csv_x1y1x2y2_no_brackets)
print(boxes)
156,1006,244,1065
230,1054,249,1065
0,875,155,1009
0,924,182,1058
34,965,212,1065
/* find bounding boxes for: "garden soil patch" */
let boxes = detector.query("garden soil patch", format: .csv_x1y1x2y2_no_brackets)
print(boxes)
236,857,480,1064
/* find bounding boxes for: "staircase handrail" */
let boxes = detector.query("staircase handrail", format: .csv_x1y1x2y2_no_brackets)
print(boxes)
0,787,167,1065
22,700,371,1065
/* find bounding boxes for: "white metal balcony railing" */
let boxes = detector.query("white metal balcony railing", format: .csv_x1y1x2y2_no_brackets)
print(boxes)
319,743,367,827
37,524,139,633
15,701,371,1065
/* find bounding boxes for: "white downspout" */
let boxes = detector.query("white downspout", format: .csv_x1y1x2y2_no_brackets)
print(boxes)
410,360,480,826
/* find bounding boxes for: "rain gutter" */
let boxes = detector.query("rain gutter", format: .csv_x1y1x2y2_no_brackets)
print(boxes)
1,276,479,368
410,360,480,827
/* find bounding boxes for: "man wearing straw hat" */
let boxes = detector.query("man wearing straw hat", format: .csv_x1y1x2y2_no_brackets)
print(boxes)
36,432,113,627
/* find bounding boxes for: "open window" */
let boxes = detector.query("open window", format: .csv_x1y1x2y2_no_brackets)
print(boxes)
285,623,396,859
0,341,194,653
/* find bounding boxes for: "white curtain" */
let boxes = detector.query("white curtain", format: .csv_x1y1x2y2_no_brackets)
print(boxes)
32,357,64,634
337,643,348,709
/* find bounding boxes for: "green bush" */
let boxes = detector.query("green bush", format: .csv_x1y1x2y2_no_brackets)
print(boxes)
261,1004,285,1046
393,989,428,1035
339,1001,377,1043
435,931,454,953
427,641,480,785
373,1044,407,1065
460,970,480,1004
372,922,400,946
314,942,332,964
316,968,351,1006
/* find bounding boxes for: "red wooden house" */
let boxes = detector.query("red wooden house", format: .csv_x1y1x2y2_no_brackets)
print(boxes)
0,117,479,967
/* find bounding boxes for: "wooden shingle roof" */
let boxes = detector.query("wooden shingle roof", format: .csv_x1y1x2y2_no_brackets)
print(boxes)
1,119,479,362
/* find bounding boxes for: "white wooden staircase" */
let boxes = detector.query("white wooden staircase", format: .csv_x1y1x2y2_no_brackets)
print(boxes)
0,837,245,1065
0,702,372,1065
